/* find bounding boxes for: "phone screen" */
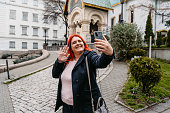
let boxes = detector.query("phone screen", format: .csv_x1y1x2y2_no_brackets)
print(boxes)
94,31,104,40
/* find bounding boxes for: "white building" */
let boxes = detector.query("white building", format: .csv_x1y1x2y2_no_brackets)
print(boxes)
108,0,170,39
0,0,65,51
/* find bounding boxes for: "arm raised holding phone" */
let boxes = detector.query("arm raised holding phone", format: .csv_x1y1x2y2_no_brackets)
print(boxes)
94,36,113,56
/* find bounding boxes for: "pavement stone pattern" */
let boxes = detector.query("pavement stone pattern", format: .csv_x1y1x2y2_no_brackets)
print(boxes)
8,66,57,113
5,51,57,80
7,60,131,113
0,72,15,113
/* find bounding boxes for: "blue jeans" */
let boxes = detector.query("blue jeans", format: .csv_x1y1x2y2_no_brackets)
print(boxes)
62,103,73,113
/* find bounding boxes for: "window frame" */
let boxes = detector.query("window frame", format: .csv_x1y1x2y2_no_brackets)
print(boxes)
9,10,16,20
9,25,15,35
22,42,27,49
22,12,28,21
22,26,28,35
33,13,38,22
9,41,15,48
33,42,38,49
33,27,38,36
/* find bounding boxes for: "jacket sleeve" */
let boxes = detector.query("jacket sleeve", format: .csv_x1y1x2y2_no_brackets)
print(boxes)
88,50,114,68
52,59,65,78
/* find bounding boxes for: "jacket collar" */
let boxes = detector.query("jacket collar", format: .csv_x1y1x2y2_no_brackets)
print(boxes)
74,50,90,69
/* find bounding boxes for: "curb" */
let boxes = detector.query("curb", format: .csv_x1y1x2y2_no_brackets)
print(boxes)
97,61,113,83
3,61,54,84
0,49,49,73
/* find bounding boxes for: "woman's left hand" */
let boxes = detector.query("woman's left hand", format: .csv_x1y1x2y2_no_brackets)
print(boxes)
94,37,113,56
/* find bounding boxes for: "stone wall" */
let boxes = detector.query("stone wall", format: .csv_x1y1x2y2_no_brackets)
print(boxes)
145,48,170,60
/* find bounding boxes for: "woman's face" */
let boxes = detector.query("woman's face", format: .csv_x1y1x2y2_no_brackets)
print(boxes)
71,36,85,54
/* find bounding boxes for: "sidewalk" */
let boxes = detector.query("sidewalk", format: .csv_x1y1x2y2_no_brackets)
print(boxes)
0,51,58,113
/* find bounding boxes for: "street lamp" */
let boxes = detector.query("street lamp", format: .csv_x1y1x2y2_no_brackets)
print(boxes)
120,0,124,23
44,29,47,46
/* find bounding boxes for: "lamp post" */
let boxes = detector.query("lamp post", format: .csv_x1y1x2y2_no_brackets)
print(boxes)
43,29,47,50
44,29,47,46
120,0,124,23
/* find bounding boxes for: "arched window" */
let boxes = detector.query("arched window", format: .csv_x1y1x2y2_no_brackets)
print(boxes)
131,10,134,23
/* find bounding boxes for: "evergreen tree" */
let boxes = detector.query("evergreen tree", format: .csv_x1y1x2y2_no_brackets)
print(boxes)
167,30,170,47
156,32,162,48
144,11,154,46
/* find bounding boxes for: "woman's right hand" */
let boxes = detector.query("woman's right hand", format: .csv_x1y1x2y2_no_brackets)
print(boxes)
58,46,70,63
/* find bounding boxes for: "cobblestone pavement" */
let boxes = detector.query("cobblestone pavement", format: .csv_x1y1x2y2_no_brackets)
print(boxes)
8,66,57,113
6,59,170,113
0,72,14,113
7,60,131,113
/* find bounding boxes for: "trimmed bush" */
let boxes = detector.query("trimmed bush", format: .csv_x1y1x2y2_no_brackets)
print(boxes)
129,57,162,93
1,54,11,59
128,48,146,59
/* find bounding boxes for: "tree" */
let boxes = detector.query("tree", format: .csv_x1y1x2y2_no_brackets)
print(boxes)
156,32,162,47
43,0,68,44
167,30,170,47
165,20,170,27
144,11,154,46
110,23,143,61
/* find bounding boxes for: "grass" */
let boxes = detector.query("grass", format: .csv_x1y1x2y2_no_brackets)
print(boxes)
119,60,170,110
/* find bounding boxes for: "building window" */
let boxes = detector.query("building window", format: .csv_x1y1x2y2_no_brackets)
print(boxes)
131,10,134,23
33,13,38,22
33,0,38,6
9,10,16,20
9,41,15,48
9,25,15,35
33,43,38,49
22,0,28,4
22,12,28,21
22,26,28,35
53,30,57,38
33,27,38,36
111,17,115,27
22,42,27,49
44,15,48,23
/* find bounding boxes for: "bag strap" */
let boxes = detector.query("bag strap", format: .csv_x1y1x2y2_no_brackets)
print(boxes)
85,56,95,113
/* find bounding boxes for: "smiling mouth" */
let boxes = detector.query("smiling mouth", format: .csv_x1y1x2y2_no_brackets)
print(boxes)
75,45,83,49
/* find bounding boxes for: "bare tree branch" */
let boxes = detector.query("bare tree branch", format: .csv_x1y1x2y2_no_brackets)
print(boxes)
43,0,68,43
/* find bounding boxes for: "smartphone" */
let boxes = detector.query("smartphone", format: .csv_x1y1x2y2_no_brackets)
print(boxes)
94,31,104,40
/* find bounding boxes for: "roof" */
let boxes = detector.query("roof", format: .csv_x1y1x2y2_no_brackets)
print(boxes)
82,0,112,10
110,0,128,6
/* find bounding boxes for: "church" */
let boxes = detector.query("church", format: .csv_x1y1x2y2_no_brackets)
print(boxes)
63,0,113,42
64,0,170,42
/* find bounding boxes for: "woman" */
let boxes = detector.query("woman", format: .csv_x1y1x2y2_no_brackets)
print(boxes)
52,34,114,113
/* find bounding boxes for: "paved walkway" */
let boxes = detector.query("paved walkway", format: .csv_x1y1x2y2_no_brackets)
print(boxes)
0,51,169,113
0,51,58,113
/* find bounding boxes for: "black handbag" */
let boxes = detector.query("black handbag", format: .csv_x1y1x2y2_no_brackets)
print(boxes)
85,56,109,113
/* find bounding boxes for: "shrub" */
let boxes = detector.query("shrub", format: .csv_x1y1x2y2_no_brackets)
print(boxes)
128,48,146,59
1,54,11,59
110,23,143,61
129,57,162,93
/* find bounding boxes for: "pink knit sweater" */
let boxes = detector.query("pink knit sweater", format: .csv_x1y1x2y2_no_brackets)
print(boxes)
61,60,77,105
